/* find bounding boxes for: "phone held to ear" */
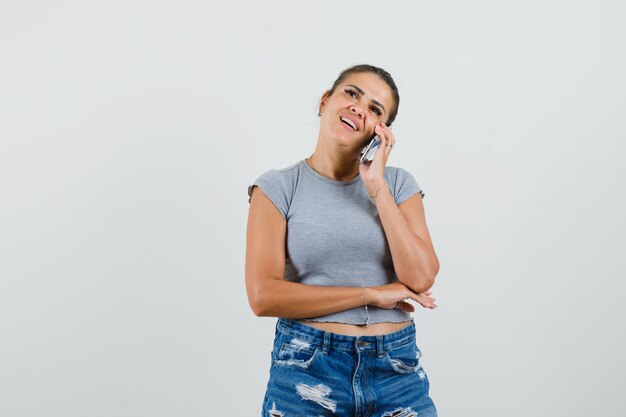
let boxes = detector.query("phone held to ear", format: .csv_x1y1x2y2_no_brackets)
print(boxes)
358,135,381,164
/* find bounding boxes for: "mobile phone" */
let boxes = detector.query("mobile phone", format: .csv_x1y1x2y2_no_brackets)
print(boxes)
358,136,381,164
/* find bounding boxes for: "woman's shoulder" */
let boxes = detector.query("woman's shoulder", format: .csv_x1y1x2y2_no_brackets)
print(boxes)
384,165,416,181
247,160,305,205
384,165,425,202
253,160,305,184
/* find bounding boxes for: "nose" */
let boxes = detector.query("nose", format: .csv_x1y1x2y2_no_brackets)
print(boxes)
350,104,364,118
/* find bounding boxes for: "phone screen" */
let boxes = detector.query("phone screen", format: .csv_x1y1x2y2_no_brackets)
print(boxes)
358,136,381,164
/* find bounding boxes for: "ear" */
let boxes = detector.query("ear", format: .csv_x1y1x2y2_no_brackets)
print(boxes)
318,90,330,115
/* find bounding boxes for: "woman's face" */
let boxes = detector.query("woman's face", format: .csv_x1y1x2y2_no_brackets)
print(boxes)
319,72,395,150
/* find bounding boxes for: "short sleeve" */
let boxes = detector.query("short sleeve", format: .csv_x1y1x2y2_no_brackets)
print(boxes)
391,167,425,205
247,170,291,219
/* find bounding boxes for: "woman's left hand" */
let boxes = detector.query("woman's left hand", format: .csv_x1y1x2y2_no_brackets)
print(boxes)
367,282,437,311
359,122,396,192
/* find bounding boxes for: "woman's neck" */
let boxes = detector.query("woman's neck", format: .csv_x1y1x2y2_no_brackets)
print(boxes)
307,150,360,181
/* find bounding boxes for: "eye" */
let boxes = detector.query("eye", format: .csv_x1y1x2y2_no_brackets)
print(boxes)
371,106,382,116
344,88,358,98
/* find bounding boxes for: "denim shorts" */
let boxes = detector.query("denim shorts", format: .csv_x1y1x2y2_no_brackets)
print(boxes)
261,318,438,417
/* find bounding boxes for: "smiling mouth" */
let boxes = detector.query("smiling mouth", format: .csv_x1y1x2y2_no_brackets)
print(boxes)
340,117,357,131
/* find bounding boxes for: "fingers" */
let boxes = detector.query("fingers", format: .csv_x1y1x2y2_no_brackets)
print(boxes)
374,123,396,150
361,123,395,182
408,292,437,309
395,296,435,310
373,283,437,310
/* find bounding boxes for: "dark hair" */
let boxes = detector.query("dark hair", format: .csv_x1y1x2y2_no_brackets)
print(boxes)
320,64,400,126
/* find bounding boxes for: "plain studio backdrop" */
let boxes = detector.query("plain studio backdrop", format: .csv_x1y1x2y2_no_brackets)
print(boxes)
1,1,625,416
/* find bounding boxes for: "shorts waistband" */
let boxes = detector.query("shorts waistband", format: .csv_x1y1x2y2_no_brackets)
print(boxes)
275,318,416,354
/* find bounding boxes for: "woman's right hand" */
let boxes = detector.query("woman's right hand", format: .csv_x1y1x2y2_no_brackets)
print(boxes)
367,282,437,311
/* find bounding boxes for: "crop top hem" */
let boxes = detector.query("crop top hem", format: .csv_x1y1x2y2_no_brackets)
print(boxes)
300,317,415,325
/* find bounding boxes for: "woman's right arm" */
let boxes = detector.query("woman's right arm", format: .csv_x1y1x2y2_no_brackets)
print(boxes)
245,187,436,318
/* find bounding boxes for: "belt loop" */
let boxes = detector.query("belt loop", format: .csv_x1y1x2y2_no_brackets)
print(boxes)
322,331,331,354
376,335,384,357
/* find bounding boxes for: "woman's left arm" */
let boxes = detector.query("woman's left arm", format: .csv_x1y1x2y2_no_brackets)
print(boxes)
373,187,439,294
360,123,440,294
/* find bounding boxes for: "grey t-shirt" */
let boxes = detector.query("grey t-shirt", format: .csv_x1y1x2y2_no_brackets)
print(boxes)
247,159,425,324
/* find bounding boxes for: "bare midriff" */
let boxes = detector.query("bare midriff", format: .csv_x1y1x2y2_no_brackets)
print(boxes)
298,320,412,336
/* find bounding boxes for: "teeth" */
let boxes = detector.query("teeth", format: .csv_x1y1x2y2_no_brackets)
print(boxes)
340,117,356,130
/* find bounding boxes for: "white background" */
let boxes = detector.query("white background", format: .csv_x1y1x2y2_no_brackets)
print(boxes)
1,1,625,416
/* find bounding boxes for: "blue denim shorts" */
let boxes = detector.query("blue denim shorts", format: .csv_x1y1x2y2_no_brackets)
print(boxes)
262,318,438,417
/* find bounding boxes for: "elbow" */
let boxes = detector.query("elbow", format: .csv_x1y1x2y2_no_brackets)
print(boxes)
247,291,269,317
247,294,262,316
399,259,440,294
249,300,272,317
246,281,275,317
405,274,436,294
250,303,269,317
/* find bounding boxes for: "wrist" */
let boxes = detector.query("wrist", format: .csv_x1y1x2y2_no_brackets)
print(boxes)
366,181,388,199
364,287,377,306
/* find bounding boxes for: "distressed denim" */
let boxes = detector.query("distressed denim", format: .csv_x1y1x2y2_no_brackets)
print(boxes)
262,318,438,417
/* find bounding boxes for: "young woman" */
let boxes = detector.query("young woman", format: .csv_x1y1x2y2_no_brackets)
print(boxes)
246,64,439,417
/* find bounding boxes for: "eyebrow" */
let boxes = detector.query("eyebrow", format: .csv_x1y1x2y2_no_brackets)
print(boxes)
346,84,386,113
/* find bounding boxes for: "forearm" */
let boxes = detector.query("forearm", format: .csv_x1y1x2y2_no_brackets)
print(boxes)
370,184,438,293
248,278,369,318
